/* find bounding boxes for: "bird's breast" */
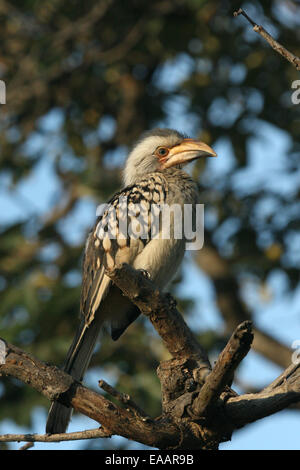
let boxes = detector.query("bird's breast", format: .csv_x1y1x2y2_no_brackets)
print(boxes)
133,236,185,289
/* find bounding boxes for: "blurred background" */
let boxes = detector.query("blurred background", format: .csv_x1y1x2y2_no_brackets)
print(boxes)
0,0,300,450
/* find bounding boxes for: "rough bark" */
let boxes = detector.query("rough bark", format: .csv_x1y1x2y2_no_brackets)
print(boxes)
1,264,299,450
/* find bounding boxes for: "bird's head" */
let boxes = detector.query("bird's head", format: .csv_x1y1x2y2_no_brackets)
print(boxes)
123,128,217,186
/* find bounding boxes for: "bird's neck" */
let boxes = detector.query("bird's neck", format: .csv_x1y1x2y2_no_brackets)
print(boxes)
161,166,189,179
161,167,199,205
123,167,198,204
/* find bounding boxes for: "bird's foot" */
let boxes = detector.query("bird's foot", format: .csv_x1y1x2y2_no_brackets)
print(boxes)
138,269,151,280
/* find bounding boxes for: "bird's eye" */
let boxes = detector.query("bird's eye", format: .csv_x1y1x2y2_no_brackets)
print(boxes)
156,147,169,157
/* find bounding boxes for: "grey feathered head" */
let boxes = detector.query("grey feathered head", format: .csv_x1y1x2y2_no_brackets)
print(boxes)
123,128,216,186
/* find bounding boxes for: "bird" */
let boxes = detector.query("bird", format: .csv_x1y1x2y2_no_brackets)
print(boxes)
46,128,216,434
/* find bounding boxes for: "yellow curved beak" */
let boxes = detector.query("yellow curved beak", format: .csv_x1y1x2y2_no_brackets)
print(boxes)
161,138,217,169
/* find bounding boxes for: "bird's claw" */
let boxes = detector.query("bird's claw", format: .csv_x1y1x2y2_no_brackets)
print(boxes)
138,269,151,280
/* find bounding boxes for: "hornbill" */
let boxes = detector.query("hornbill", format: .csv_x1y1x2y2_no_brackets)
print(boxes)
46,128,216,434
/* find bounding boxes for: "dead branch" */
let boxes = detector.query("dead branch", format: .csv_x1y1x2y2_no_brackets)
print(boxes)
98,379,150,420
0,339,181,449
0,427,111,444
106,264,212,382
226,365,300,428
1,264,300,449
191,321,253,417
233,8,300,70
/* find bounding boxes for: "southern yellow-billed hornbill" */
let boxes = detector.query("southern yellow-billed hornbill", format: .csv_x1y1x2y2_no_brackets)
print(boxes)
46,128,216,433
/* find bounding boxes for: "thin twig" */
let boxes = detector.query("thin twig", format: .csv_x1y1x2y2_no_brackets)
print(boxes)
0,427,112,444
98,379,150,420
233,8,300,71
19,442,35,450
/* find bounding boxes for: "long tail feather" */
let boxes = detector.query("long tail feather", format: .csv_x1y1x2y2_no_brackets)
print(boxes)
46,314,104,434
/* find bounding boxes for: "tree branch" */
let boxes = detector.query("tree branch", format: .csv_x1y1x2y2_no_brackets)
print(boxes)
0,339,181,449
98,379,150,420
233,8,300,70
226,361,300,427
0,428,111,444
106,264,211,382
1,265,300,449
191,321,253,417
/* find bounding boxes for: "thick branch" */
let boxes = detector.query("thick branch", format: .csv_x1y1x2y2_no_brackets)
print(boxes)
1,322,300,448
226,362,300,427
0,339,180,449
2,264,300,449
192,321,253,417
106,264,211,381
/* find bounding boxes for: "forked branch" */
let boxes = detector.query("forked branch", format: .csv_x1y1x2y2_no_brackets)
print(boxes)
1,264,300,449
